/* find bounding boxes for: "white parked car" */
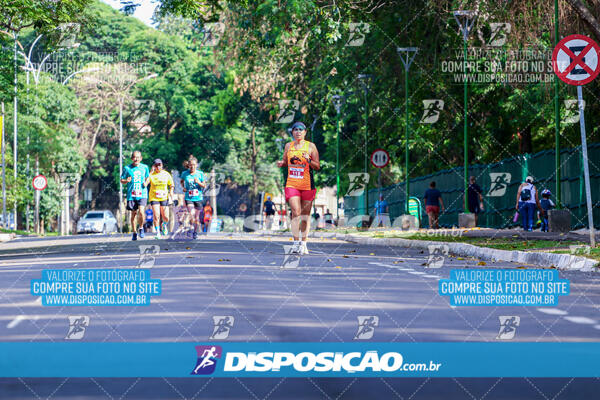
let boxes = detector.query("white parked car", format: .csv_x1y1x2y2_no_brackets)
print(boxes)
77,210,118,234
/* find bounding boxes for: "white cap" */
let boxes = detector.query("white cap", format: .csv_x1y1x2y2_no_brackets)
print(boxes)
526,176,533,183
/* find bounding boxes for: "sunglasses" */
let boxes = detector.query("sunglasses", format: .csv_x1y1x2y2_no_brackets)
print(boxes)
292,128,305,132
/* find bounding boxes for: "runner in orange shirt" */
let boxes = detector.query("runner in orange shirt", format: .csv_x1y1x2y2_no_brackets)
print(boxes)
276,121,320,254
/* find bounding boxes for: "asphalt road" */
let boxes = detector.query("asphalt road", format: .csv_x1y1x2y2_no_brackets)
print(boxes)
0,233,598,399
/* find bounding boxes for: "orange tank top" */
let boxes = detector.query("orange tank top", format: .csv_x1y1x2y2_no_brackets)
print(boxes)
285,140,314,190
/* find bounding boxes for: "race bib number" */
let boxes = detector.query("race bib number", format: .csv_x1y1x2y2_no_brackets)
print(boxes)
289,167,304,179
188,189,199,197
131,189,142,198
155,189,167,199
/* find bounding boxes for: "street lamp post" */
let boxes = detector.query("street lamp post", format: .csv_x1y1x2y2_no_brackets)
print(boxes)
453,10,476,213
20,36,80,234
13,33,18,230
332,95,343,221
357,74,371,218
397,47,418,215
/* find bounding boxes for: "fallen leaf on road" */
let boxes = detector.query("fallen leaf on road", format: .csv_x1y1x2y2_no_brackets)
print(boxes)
456,257,464,260
477,261,486,266
327,259,332,262
335,266,341,268
95,252,101,255
186,256,194,258
369,253,375,256
186,247,191,250
342,255,349,258
218,259,231,262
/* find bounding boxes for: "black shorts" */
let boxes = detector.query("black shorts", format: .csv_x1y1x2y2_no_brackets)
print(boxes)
185,200,203,209
150,200,168,206
265,210,275,216
468,201,481,214
126,198,147,211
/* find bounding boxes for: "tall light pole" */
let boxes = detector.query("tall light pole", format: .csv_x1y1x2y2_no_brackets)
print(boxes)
553,0,561,208
87,72,158,233
20,36,80,234
332,95,343,220
397,47,418,214
358,74,371,218
1,102,5,229
453,10,476,213
13,33,18,229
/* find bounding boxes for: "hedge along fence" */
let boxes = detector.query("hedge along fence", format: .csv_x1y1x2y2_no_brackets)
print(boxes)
343,143,600,229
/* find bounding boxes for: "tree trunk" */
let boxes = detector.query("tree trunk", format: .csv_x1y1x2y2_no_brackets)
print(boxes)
72,176,80,232
518,127,533,154
250,125,258,212
566,0,600,41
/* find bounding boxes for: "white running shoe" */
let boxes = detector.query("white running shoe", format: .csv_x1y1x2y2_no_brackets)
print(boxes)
301,242,309,254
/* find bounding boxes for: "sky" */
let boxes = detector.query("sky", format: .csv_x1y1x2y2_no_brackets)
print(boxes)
100,0,158,27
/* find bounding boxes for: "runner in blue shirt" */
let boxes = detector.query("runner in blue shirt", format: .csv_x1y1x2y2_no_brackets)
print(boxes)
120,150,150,240
180,156,206,239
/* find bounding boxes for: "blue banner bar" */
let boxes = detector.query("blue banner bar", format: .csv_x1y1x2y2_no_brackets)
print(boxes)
0,342,598,377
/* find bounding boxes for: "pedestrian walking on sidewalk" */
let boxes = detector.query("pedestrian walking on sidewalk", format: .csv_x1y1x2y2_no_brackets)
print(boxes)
515,176,542,231
424,181,444,229
467,176,484,226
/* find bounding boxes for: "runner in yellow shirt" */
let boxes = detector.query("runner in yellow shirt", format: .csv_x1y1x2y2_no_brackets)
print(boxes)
145,159,174,239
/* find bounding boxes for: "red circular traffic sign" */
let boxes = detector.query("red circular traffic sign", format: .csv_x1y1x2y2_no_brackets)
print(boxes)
370,149,390,168
552,34,600,86
32,174,48,191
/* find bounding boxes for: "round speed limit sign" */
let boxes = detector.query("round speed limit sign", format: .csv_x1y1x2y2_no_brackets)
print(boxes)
32,175,48,191
370,149,390,168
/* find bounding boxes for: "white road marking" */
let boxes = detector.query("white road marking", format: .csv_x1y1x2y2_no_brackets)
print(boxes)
408,271,427,275
6,297,41,328
563,316,596,324
594,325,600,330
423,274,441,279
368,262,414,272
536,308,568,316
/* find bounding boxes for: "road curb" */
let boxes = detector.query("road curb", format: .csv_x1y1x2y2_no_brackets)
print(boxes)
215,230,598,272
337,234,598,272
0,233,15,243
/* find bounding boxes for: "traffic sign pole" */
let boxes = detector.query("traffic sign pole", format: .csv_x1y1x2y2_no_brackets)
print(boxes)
577,85,595,247
552,34,599,246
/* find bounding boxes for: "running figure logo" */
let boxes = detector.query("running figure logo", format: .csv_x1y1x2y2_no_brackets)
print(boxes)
564,99,585,124
488,23,511,47
65,316,89,340
204,172,226,197
346,173,370,197
354,316,379,340
191,345,222,375
569,245,591,270
420,100,444,124
282,245,301,269
275,100,300,124
487,172,511,197
496,316,520,340
200,23,225,46
346,22,370,47
210,316,234,340
138,245,160,268
427,244,449,268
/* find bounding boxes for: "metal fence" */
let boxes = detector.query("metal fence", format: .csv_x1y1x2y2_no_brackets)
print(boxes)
344,143,600,229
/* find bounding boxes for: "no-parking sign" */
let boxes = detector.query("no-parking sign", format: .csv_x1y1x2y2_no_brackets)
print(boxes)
552,34,600,86
32,175,47,191
370,149,390,168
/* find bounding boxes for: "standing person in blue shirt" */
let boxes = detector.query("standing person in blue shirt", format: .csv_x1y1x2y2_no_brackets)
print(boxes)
180,156,206,239
515,176,542,231
539,189,555,232
120,150,149,241
373,194,389,227
424,181,445,229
